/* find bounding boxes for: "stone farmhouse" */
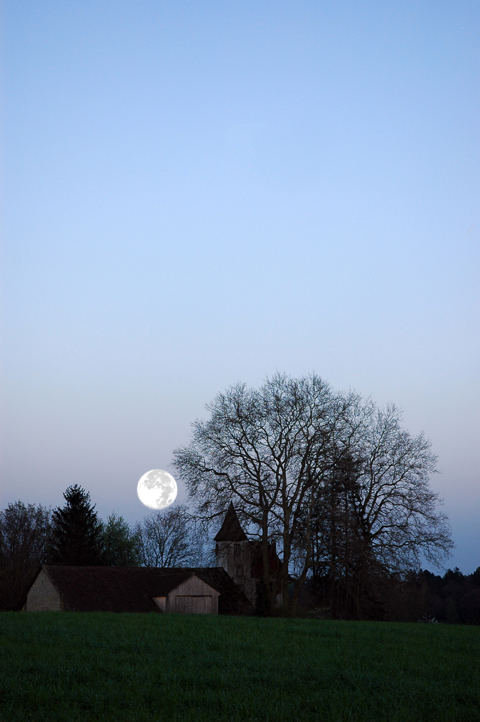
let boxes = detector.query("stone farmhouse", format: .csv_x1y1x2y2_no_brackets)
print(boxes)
214,503,281,609
25,504,280,615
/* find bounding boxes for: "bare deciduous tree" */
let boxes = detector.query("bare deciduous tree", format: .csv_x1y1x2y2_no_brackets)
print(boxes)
0,501,51,609
295,400,453,616
352,403,452,569
175,374,351,613
135,506,204,568
175,374,453,617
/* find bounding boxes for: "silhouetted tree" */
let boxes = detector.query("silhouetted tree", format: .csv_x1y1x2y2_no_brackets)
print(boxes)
300,400,452,618
0,501,51,609
175,373,453,617
460,585,480,625
175,374,352,614
135,506,203,567
101,514,141,566
299,453,373,617
47,485,103,565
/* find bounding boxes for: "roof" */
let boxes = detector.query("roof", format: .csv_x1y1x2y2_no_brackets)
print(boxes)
195,567,251,614
214,503,248,542
38,565,251,614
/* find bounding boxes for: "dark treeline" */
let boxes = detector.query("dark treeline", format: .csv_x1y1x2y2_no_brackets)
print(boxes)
396,568,480,625
305,567,480,625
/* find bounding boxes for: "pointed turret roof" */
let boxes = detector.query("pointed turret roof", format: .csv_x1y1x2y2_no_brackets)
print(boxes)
214,503,248,542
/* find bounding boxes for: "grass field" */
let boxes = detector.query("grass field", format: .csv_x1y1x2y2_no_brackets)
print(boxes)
0,612,479,721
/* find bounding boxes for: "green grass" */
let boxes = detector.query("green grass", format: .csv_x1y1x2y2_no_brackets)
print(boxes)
0,613,479,721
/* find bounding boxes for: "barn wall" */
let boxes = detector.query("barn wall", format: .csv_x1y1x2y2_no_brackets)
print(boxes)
152,596,167,611
25,570,62,611
173,595,216,614
167,575,219,614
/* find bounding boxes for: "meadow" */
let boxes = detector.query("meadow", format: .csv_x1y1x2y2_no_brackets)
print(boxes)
0,612,478,721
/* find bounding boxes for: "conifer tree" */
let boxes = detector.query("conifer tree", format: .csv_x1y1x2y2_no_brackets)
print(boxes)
48,485,104,565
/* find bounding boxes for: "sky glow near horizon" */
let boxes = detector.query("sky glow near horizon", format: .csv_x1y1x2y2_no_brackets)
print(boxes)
1,1,479,572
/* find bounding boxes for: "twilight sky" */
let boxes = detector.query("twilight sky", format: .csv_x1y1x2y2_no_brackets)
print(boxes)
2,1,479,572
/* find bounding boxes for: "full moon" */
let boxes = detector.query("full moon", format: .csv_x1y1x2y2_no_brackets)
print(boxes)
137,469,178,510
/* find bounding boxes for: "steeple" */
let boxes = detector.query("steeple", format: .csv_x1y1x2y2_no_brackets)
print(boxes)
214,503,247,542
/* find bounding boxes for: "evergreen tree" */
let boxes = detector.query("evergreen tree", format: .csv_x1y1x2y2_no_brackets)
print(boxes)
48,485,103,565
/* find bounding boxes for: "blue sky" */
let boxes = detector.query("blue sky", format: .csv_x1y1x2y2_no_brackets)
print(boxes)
2,1,479,572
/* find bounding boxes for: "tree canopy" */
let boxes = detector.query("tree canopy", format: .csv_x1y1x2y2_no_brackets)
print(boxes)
0,501,51,609
174,373,453,615
135,505,208,568
101,514,141,566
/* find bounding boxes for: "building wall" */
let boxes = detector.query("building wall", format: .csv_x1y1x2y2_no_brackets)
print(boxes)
216,541,257,607
25,569,62,611
167,575,219,614
173,595,215,614
152,596,167,611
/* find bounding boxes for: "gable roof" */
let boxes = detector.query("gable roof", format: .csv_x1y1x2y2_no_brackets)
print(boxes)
194,566,251,614
214,503,248,542
38,565,251,614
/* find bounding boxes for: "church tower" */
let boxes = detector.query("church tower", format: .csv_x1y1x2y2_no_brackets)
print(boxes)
214,503,257,606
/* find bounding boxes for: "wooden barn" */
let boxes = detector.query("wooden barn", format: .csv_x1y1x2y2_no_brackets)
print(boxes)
25,565,250,615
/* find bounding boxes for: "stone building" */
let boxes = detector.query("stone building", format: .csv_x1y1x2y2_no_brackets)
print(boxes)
214,503,281,610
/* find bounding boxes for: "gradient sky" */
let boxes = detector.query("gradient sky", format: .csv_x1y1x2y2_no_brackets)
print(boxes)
2,1,479,572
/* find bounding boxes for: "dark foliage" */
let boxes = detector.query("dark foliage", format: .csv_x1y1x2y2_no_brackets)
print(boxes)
101,514,141,566
400,567,480,625
0,502,51,610
47,485,104,565
305,566,480,624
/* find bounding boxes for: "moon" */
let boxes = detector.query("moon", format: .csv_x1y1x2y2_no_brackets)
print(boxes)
137,469,178,510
